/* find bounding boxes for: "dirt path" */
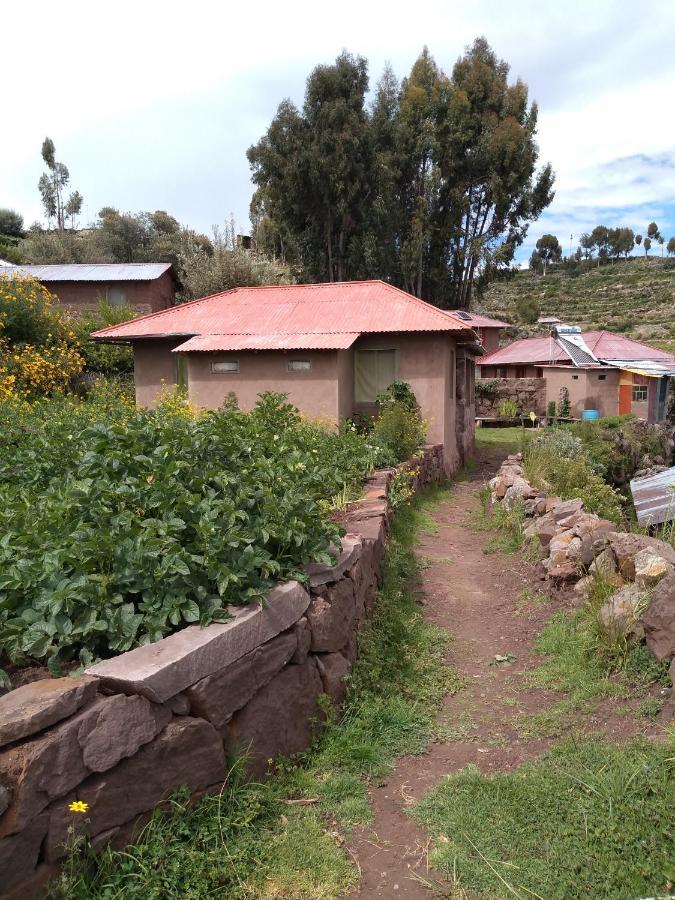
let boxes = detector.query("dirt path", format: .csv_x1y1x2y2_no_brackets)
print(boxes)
350,445,660,899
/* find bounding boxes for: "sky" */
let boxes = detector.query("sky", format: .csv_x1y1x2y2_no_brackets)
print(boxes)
3,0,675,264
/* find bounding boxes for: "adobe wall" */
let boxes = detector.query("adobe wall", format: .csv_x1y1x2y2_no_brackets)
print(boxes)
476,377,546,417
133,339,184,408
0,446,446,898
544,368,620,419
47,272,176,316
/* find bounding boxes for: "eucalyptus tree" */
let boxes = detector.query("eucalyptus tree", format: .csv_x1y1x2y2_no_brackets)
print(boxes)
38,137,83,230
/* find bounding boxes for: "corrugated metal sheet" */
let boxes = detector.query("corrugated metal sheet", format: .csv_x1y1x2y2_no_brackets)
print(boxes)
605,361,675,377
93,280,473,341
630,466,675,526
173,332,360,352
0,263,172,282
479,330,675,368
457,311,510,328
556,333,599,367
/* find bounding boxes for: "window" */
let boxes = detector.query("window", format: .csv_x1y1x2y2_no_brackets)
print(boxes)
210,359,240,374
632,374,648,402
287,359,311,372
572,375,579,380
515,366,526,379
107,286,127,306
497,367,507,379
598,374,606,381
175,354,188,388
354,349,397,402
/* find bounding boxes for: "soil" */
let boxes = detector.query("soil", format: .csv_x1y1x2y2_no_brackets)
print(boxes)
349,445,668,899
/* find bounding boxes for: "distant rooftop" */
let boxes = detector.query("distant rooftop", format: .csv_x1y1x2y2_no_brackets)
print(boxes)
479,330,675,367
0,263,173,282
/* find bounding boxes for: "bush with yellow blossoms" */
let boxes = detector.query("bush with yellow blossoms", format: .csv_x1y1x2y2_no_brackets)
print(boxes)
0,275,84,398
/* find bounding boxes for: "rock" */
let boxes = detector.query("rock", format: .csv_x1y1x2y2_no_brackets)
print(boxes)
633,550,674,589
79,694,171,772
590,548,618,577
546,531,582,570
0,813,48,894
503,477,536,507
316,652,352,708
186,630,297,732
641,573,675,662
534,498,549,516
534,518,560,548
46,717,225,861
0,783,10,817
306,578,357,652
166,693,191,716
607,532,675,581
0,676,99,749
598,585,650,642
574,575,594,598
290,617,312,665
86,581,310,702
305,535,362,587
224,659,324,777
548,498,584,522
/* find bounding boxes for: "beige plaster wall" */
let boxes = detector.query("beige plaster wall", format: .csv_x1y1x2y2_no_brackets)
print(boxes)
185,350,340,421
336,349,355,423
133,339,182,407
544,368,620,418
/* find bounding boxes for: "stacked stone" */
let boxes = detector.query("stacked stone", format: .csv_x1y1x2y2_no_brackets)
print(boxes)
488,454,675,691
0,445,445,897
475,377,545,418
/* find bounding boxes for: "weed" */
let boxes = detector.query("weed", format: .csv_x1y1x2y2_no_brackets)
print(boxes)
515,589,550,612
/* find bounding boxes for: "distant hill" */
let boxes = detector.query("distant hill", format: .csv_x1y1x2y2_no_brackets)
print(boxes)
479,257,675,353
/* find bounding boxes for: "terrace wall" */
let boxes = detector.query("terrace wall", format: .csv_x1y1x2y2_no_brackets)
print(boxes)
476,377,546,417
0,445,445,898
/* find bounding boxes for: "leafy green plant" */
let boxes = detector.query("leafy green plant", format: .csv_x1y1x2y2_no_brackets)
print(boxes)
497,398,519,417
547,400,557,418
557,386,571,418
376,379,419,413
371,388,426,464
72,300,137,376
475,379,499,397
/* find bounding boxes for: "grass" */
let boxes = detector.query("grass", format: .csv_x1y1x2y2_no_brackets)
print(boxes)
53,486,461,900
475,425,530,454
411,736,675,900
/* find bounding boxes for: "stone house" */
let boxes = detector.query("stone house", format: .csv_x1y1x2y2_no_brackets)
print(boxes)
0,263,177,316
477,330,675,422
93,280,482,473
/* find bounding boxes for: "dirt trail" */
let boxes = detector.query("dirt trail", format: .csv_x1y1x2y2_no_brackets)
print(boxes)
350,446,659,899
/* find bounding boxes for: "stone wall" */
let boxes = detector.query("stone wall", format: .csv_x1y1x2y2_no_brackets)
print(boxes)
0,444,445,897
476,377,545,417
488,455,675,689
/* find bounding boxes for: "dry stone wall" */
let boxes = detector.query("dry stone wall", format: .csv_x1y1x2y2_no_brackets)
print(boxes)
0,444,445,897
476,377,545,417
488,455,675,690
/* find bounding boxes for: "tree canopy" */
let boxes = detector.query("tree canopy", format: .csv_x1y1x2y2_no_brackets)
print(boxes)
248,39,554,308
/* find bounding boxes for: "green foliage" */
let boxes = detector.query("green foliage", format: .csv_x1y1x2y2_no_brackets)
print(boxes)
534,233,562,273
570,417,672,486
525,430,624,521
71,300,136,375
557,385,570,418
547,399,557,417
412,738,675,900
248,39,553,306
371,401,426,465
54,485,459,900
0,208,24,239
0,391,381,669
475,378,499,397
497,397,519,417
515,292,540,323
376,379,419,413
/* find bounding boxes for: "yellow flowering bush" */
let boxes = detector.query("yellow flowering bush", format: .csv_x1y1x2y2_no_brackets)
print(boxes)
0,275,84,398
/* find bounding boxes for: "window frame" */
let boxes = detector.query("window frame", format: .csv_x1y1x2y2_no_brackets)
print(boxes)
210,359,240,374
287,359,312,372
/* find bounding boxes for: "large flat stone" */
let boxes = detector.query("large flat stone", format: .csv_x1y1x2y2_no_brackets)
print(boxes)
186,630,297,732
306,578,357,652
305,535,362,587
86,581,310,702
0,813,48,894
46,717,225,860
224,658,324,777
0,676,99,749
79,694,171,772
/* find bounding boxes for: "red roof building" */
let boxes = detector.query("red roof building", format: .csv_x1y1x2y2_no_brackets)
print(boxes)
94,280,483,473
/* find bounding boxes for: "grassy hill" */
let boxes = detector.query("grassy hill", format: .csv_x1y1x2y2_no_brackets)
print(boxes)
480,257,675,353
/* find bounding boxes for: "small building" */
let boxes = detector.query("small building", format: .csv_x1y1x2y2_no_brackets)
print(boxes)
451,310,510,354
93,280,483,474
478,329,675,422
0,263,176,316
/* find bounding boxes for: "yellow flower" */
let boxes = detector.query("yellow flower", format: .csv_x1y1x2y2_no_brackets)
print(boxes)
68,800,89,813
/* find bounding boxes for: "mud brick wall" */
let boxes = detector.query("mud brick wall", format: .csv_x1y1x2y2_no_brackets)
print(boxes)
476,377,545,417
0,444,445,897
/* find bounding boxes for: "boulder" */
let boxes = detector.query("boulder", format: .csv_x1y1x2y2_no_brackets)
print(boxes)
0,676,99,749
641,573,675,662
503,477,536,507
186,630,297,732
316,652,352,708
548,498,584,523
306,578,357,652
79,694,170,773
532,517,560,548
633,550,674,589
607,532,675,581
86,581,310,702
224,658,324,777
0,813,48,894
598,585,649,642
589,548,618,578
46,717,225,861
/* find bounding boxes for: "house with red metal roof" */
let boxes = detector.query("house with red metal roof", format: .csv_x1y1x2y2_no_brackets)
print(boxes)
93,280,484,473
478,328,675,422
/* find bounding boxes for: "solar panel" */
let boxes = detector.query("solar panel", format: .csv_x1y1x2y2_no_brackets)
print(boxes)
453,310,473,321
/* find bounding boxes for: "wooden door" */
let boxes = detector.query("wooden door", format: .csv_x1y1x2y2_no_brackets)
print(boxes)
619,384,632,415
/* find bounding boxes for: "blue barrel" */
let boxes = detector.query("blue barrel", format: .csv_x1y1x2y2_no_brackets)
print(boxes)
582,409,600,420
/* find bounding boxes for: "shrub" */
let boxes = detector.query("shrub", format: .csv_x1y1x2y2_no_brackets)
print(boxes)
547,400,556,418
557,386,571,418
72,301,136,376
498,398,519,417
0,276,83,398
371,401,426,464
476,379,499,397
0,391,379,671
376,380,419,413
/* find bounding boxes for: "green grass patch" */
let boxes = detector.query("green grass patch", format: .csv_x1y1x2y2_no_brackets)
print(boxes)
53,486,462,899
475,426,531,454
411,737,675,900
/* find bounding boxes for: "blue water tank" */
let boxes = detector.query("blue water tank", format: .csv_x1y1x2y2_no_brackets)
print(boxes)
582,409,600,421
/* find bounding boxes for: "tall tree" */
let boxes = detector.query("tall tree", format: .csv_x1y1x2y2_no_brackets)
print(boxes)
590,225,609,266
535,233,562,274
0,209,24,238
643,237,652,256
37,138,83,230
667,236,675,256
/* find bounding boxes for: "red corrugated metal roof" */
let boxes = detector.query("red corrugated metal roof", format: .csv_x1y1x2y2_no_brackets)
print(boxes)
173,333,360,352
92,280,472,342
479,331,675,366
459,312,510,328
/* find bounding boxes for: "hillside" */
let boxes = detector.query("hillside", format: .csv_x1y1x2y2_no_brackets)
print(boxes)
480,257,675,353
